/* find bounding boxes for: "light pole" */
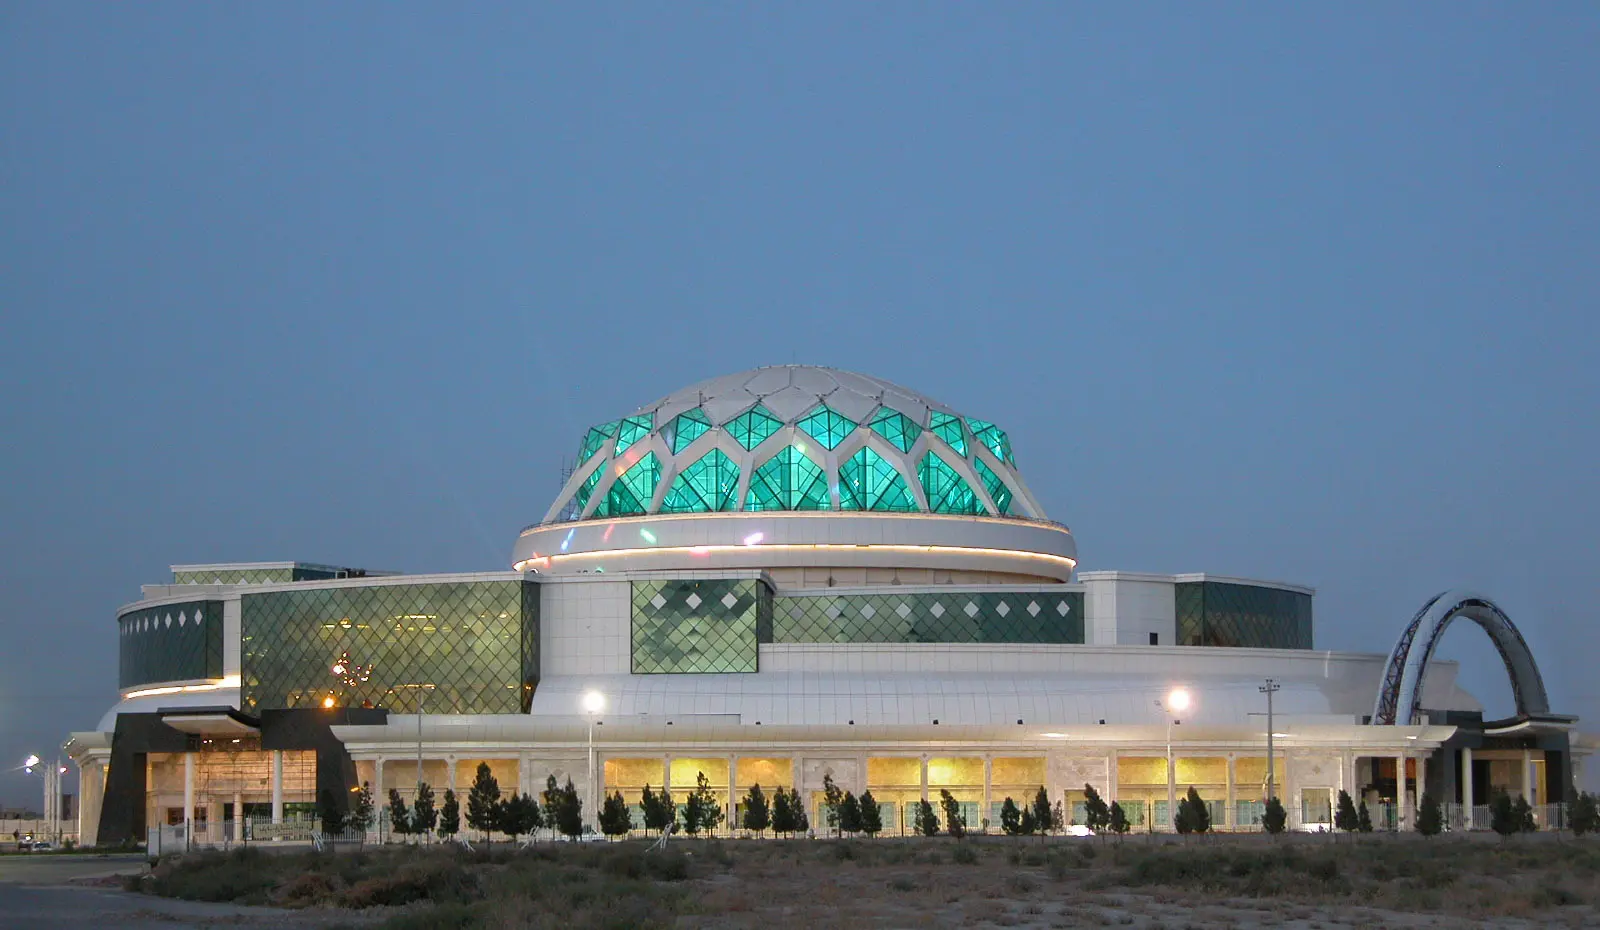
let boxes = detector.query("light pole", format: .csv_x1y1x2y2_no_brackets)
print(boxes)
1154,688,1192,832
1259,679,1280,803
21,754,65,847
583,690,606,832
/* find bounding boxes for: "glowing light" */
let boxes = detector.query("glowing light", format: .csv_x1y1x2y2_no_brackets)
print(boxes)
1040,732,1069,739
689,546,709,556
322,696,336,709
602,523,615,542
23,754,39,768
121,675,242,701
1166,688,1192,712
518,542,1076,572
582,690,606,714
639,528,657,544
794,441,807,454
560,528,575,552
742,532,764,546
331,650,371,685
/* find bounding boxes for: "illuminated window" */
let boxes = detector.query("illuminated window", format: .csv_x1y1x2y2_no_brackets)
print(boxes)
973,457,1012,514
667,408,712,454
918,452,982,514
795,404,856,450
569,466,605,518
744,445,829,511
867,407,922,453
659,449,740,513
593,453,660,517
612,414,653,457
839,446,917,512
928,411,967,457
965,418,1013,465
578,420,620,464
723,405,783,451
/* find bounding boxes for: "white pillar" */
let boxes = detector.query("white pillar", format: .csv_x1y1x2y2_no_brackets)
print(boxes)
183,753,195,848
1416,754,1428,830
1225,754,1236,830
271,751,284,824
1396,754,1409,829
982,756,992,832
727,757,738,834
1461,747,1474,820
448,756,457,794
233,791,243,842
920,755,929,802
1523,749,1536,805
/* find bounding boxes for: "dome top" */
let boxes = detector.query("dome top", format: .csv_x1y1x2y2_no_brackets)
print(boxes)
544,365,1043,524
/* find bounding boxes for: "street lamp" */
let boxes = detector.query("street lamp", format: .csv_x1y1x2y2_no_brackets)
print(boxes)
1155,688,1193,832
583,691,605,831
21,754,66,846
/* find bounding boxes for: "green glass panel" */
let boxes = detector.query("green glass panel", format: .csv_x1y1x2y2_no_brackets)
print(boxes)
965,418,1014,465
795,404,856,451
594,452,660,517
612,414,653,457
772,591,1082,644
570,465,606,517
579,420,621,463
240,580,537,714
723,405,782,451
631,580,771,674
668,408,713,454
839,446,917,512
973,457,1012,515
928,411,967,457
867,407,922,453
119,600,225,689
1175,582,1312,649
660,449,740,513
744,445,829,511
917,452,983,514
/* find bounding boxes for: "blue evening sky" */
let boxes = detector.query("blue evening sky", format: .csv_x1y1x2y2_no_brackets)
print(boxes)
3,3,1597,805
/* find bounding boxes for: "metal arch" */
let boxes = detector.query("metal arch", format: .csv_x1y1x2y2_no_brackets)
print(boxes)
1372,590,1551,726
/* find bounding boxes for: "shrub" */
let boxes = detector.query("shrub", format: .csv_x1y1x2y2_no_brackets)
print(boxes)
1570,791,1600,836
1262,797,1287,835
277,871,338,906
1416,791,1442,837
952,843,979,865
147,847,277,903
1334,790,1359,833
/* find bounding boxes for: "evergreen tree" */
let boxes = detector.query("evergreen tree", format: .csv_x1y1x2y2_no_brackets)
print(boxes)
916,798,940,837
412,782,438,841
822,774,844,837
1490,792,1517,837
348,782,375,836
1184,787,1211,834
554,777,584,840
641,784,672,836
1019,808,1037,836
1262,796,1287,835
1000,797,1023,836
438,789,460,841
789,787,810,835
1569,791,1599,836
466,762,501,840
1082,784,1110,833
1334,790,1359,833
742,784,771,836
1052,800,1066,835
939,789,967,839
839,791,862,835
319,787,344,836
388,789,411,838
1357,798,1374,833
600,791,633,839
693,772,724,837
1416,791,1442,837
859,789,883,837
770,786,794,837
1514,795,1537,833
1031,787,1052,837
1173,793,1192,834
1108,801,1130,835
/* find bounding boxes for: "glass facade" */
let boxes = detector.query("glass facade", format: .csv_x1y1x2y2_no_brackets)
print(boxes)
578,420,619,464
973,457,1013,515
659,449,739,513
1174,581,1313,649
796,404,856,450
724,405,782,451
965,418,1013,465
838,446,917,512
928,411,967,457
630,579,772,674
744,445,830,511
773,591,1083,644
667,408,712,454
917,451,983,515
119,600,224,688
867,406,921,452
240,580,538,714
613,414,653,458
173,565,343,585
593,453,661,517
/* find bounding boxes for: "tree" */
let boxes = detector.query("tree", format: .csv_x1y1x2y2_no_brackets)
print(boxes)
438,789,460,841
939,789,967,840
348,782,376,836
693,772,724,837
412,782,438,841
1357,799,1373,833
641,784,674,836
1107,802,1131,836
1052,800,1066,835
1490,792,1517,837
859,790,883,837
822,774,844,837
789,787,810,835
916,798,940,837
1000,797,1023,836
839,791,863,836
319,787,344,836
600,792,633,839
1262,797,1287,835
1569,791,1599,836
1179,787,1211,834
1514,795,1537,833
388,789,411,838
466,762,502,840
1334,790,1359,834
546,776,583,840
1416,791,1442,837
1019,808,1037,836
1032,787,1053,838
770,786,794,837
742,783,771,836
498,793,534,844
1083,784,1110,834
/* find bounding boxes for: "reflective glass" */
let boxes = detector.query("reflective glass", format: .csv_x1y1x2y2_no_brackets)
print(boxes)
744,445,829,511
240,580,537,714
773,591,1082,644
795,404,856,450
928,411,967,457
659,449,740,513
630,579,772,674
119,601,224,688
723,405,782,451
917,452,983,514
667,408,712,454
579,420,620,464
593,453,661,517
612,414,653,457
839,446,917,512
973,457,1012,514
568,465,605,519
1174,582,1313,649
866,407,922,453
965,418,1014,465
173,568,296,584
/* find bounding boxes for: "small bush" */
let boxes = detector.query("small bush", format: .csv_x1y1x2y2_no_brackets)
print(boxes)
1007,874,1037,894
952,844,979,865
277,871,339,906
886,874,918,892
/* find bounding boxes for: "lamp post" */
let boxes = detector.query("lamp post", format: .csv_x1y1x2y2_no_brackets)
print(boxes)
21,754,65,847
1155,688,1192,832
1259,679,1280,802
583,690,606,831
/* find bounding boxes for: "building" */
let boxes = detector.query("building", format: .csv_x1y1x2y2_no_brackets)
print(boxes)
66,366,1593,845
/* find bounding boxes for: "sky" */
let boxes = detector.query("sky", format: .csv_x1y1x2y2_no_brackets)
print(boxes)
2,3,1597,808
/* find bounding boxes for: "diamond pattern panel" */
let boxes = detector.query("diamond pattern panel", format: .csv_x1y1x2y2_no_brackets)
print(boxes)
723,405,783,450
744,445,829,511
928,411,968,457
1174,582,1312,649
773,591,1083,644
866,406,922,453
974,457,1013,515
240,580,537,714
593,453,660,517
965,418,1014,465
918,451,983,514
173,568,296,584
667,408,712,454
795,404,856,450
839,446,917,512
612,414,654,457
119,600,224,689
660,448,740,513
630,579,771,674
578,420,620,464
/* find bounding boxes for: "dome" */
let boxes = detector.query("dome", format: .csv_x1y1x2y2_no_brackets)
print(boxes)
542,365,1045,524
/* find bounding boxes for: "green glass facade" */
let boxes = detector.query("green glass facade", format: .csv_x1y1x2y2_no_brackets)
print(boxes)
965,418,1013,465
667,408,712,454
612,414,653,457
867,406,922,453
724,405,782,451
918,451,983,515
593,453,661,517
838,446,917,512
631,579,772,674
773,591,1083,644
173,566,346,585
659,449,739,513
928,411,968,456
973,458,1013,515
1174,581,1313,649
119,600,225,688
240,580,538,714
578,420,619,464
796,404,856,450
745,445,830,511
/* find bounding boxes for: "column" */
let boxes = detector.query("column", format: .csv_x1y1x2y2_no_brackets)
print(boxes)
1225,754,1236,830
1395,753,1408,830
1461,747,1474,827
183,753,195,849
448,756,457,795
1166,749,1177,833
982,756,992,832
233,791,243,843
1105,753,1117,805
727,757,738,833
1417,754,1428,813
920,755,929,802
271,751,284,824
1523,749,1536,806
